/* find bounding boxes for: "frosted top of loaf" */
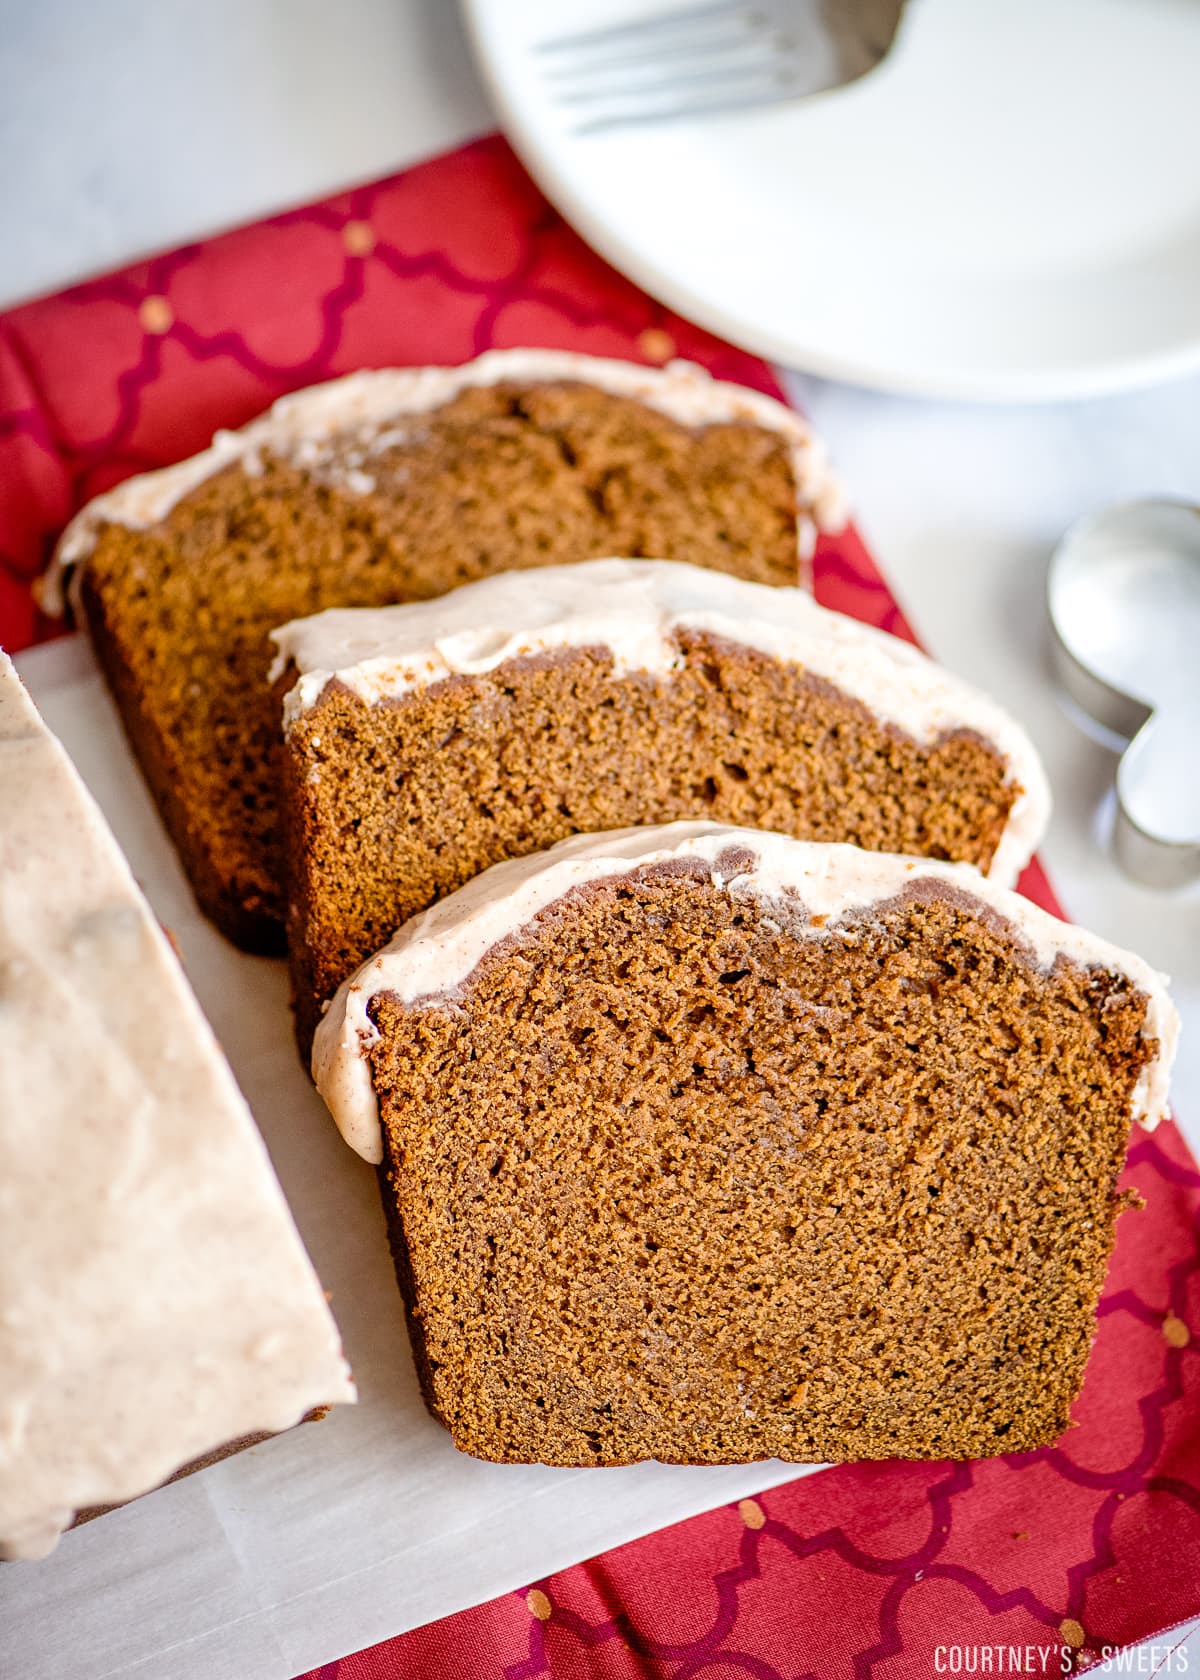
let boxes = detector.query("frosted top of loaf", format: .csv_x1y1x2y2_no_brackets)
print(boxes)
42,351,845,611
314,821,1178,1165
271,557,1051,888
0,653,354,1562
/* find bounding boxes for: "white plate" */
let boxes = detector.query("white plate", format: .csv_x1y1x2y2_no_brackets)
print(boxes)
463,0,1200,402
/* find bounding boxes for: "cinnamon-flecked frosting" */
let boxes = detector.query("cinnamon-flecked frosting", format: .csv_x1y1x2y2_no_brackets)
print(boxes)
0,653,355,1562
313,822,1178,1166
41,350,844,613
270,557,1052,888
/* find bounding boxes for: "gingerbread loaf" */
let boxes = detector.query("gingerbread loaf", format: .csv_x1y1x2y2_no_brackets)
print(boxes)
0,653,354,1560
314,822,1176,1467
274,558,1050,1056
43,351,841,951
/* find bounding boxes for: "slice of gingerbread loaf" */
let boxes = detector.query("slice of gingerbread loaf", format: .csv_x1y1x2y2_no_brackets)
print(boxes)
314,821,1176,1467
42,351,841,952
274,557,1050,1056
0,652,354,1560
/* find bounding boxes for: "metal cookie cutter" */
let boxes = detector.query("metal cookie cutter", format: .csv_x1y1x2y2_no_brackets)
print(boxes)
1049,498,1200,888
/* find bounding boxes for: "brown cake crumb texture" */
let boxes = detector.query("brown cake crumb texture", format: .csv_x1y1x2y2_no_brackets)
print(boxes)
285,635,1018,1054
78,383,806,950
368,870,1153,1465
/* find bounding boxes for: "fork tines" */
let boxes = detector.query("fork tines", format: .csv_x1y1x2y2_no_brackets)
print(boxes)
535,0,902,135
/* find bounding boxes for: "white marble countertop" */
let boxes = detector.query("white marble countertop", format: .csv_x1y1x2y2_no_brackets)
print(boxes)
2,0,1197,1668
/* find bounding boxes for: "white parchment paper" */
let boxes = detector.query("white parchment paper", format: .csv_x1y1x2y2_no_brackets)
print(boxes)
0,636,822,1680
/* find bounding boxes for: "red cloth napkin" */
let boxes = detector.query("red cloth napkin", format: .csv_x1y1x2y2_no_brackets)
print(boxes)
2,135,1198,1680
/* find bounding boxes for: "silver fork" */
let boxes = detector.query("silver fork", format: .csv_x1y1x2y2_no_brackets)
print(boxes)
536,0,906,135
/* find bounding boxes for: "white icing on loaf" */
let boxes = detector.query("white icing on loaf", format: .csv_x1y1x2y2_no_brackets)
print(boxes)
42,352,845,612
313,822,1178,1165
0,653,354,1561
270,558,1052,888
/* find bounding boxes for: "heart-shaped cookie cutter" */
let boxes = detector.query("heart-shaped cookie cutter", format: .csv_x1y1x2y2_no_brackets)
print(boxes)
1049,498,1200,888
